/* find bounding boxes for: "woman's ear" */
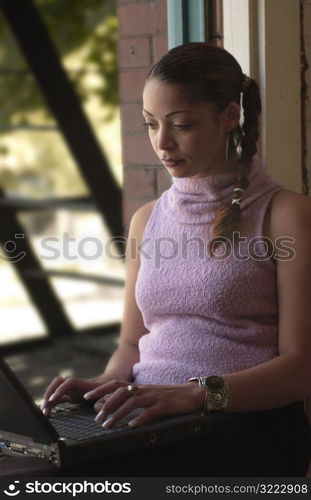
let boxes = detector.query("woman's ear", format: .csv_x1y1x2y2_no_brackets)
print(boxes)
222,102,240,133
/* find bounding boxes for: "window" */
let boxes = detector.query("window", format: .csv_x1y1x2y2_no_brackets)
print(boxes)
0,0,124,346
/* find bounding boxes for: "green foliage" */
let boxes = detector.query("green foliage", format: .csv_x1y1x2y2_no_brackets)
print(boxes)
0,0,118,126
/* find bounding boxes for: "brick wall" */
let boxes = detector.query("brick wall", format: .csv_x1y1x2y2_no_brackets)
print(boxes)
116,0,170,235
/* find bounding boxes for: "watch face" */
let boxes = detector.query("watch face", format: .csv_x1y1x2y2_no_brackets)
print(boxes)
206,376,224,389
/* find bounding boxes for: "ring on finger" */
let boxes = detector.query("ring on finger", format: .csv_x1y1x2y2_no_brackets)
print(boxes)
127,384,139,397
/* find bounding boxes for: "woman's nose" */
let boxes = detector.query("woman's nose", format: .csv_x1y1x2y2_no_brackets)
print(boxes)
156,128,176,151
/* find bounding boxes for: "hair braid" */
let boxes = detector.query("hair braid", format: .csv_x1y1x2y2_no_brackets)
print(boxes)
208,77,262,256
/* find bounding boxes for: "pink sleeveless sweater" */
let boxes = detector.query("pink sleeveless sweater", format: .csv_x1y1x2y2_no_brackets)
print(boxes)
133,158,284,384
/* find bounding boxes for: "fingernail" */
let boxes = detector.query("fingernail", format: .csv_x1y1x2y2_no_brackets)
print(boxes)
48,393,56,402
83,392,92,400
42,408,49,416
128,419,137,428
95,411,104,423
102,417,113,429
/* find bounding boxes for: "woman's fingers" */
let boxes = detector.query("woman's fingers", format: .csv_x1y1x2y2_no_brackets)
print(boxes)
99,397,141,428
95,386,138,424
43,381,201,428
41,377,131,418
101,401,160,429
92,383,204,429
83,379,128,401
42,395,69,415
93,393,112,412
42,376,66,407
95,385,162,428
48,378,92,401
41,376,67,415
41,377,103,416
128,406,160,428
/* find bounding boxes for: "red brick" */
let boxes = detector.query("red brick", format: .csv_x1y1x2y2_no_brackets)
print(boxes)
152,33,168,63
156,166,172,195
124,166,156,197
118,69,148,102
120,102,144,134
123,133,159,165
117,1,167,36
117,0,168,231
118,37,151,68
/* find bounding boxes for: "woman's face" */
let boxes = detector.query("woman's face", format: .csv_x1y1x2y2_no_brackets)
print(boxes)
142,78,237,179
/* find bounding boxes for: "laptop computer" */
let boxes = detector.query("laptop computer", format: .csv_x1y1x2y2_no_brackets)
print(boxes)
0,357,211,468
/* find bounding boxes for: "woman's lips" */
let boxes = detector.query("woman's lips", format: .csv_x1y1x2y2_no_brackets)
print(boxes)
162,159,184,168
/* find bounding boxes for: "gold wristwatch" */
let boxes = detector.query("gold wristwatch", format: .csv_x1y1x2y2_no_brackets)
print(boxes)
189,375,231,413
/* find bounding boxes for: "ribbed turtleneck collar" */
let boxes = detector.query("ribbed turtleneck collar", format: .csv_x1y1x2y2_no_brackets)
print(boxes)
160,157,280,224
172,166,238,203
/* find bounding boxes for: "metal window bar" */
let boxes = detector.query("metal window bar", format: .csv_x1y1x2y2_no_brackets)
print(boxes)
0,196,96,212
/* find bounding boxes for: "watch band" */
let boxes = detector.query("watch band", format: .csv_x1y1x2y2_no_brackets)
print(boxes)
189,376,231,414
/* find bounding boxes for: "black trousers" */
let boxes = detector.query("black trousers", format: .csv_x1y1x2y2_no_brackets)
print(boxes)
91,401,310,477
1,402,310,477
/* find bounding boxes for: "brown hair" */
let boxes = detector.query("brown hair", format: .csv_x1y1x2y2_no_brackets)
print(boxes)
147,42,262,255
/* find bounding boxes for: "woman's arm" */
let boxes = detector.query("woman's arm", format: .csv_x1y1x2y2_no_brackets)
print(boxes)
41,200,156,415
96,201,156,382
221,190,311,411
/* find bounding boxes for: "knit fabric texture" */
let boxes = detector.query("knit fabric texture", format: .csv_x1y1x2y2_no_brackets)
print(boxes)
133,158,284,385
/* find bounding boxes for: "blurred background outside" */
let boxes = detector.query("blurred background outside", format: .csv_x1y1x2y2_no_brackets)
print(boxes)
0,0,124,347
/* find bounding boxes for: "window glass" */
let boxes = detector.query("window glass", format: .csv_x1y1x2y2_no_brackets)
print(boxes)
0,258,47,345
18,210,125,330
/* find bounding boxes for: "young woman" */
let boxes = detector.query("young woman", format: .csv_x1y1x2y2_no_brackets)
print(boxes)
42,43,311,476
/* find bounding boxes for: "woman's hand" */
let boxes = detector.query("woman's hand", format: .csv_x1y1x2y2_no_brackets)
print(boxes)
83,380,205,428
41,375,126,416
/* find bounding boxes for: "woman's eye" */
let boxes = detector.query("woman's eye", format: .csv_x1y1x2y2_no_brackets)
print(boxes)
142,121,157,129
142,121,192,130
173,123,192,129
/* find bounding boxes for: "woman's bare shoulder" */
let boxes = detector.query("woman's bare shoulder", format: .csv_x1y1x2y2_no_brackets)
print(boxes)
269,189,311,239
126,199,158,262
129,198,158,238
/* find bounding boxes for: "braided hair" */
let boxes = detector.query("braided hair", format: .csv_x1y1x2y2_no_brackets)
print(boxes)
146,42,262,256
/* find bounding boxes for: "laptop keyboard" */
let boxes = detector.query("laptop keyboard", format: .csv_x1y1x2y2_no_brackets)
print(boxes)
49,404,128,441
